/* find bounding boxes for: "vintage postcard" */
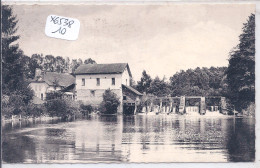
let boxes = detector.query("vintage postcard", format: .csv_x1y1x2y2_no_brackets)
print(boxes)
1,1,256,165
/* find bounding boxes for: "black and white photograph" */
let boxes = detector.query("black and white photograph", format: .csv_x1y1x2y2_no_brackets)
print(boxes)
1,2,256,164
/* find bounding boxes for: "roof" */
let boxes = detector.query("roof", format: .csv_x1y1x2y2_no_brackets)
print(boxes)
122,84,143,96
31,72,75,88
74,63,132,77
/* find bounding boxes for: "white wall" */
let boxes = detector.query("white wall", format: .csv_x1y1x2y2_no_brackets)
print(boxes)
121,68,130,86
29,82,48,100
76,73,122,90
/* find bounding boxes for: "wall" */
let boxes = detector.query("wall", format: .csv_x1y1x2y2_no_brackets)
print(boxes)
29,82,48,100
122,68,130,86
76,74,122,90
75,73,125,113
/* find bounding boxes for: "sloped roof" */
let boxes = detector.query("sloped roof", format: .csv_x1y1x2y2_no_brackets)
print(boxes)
122,84,143,96
74,63,132,77
31,72,75,88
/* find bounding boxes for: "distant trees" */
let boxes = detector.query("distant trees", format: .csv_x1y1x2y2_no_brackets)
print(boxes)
135,67,226,98
169,67,227,97
99,89,120,114
149,76,170,97
226,14,255,111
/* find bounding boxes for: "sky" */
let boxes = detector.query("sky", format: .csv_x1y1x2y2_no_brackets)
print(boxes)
11,3,255,81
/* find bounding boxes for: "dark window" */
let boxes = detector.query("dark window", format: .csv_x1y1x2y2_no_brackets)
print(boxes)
41,93,43,100
96,78,100,86
82,78,85,86
112,78,115,85
91,90,95,96
123,96,127,100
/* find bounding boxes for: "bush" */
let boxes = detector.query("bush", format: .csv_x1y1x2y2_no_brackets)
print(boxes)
99,89,120,114
26,103,46,117
80,104,93,116
45,98,79,119
46,91,64,100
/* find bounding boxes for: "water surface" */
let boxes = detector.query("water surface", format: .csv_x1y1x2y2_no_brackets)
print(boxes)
2,115,255,163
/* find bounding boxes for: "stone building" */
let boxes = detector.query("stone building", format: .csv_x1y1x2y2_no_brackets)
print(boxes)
74,63,142,113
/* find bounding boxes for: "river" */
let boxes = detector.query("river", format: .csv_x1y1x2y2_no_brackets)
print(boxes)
2,114,255,163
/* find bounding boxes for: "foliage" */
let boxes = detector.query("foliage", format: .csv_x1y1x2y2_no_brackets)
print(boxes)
45,98,79,119
226,14,255,111
26,103,46,117
45,91,64,100
136,70,152,94
80,104,93,115
2,5,34,118
99,89,120,114
169,67,227,97
84,58,96,64
2,5,25,94
148,76,170,97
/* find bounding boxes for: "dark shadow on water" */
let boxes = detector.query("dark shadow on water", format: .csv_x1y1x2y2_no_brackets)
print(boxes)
226,118,255,162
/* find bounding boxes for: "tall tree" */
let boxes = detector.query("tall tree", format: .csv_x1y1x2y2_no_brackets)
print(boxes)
136,70,152,94
2,5,24,94
2,5,34,108
55,56,65,73
43,55,56,72
226,14,255,111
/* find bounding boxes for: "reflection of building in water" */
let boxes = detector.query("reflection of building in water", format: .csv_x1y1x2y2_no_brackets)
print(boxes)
74,116,123,161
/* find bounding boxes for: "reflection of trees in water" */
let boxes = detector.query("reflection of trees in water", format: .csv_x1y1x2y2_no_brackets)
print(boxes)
226,118,255,162
2,134,36,163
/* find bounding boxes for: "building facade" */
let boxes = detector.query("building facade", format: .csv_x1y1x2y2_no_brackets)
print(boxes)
74,63,142,113
29,69,75,103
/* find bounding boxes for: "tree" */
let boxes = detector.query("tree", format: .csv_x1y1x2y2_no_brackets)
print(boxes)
136,70,152,94
226,14,255,111
84,58,96,64
43,55,56,71
55,56,65,73
99,89,120,114
2,5,24,94
148,76,170,97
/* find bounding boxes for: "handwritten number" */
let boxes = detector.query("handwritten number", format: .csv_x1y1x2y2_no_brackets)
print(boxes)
52,27,66,35
50,15,75,35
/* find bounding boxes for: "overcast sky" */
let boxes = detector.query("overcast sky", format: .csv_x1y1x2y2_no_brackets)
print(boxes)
12,4,255,81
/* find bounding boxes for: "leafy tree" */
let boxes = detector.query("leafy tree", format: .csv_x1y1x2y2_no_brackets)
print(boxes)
169,67,226,97
99,89,120,114
148,76,170,97
55,56,65,73
43,55,56,71
226,14,255,111
84,58,96,64
136,70,152,94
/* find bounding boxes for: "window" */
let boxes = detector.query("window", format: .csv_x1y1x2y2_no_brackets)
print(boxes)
91,90,95,96
112,78,115,85
123,96,127,100
41,93,43,100
82,78,85,86
96,78,100,86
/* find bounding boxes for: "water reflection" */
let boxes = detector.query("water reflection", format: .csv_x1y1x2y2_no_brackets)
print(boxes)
2,115,255,163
